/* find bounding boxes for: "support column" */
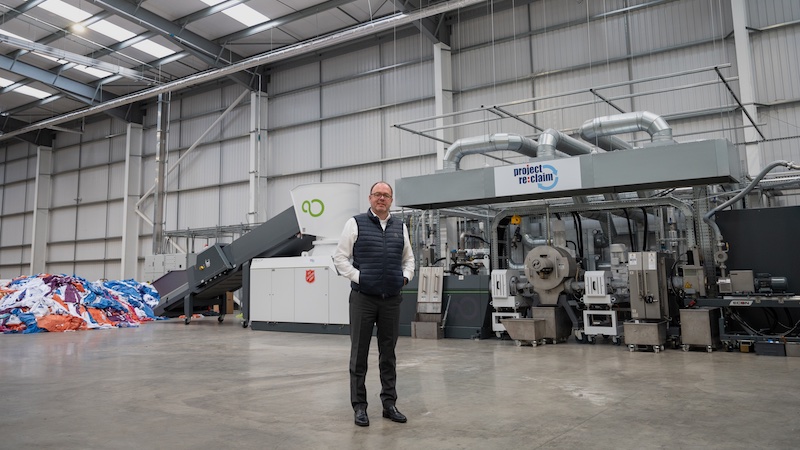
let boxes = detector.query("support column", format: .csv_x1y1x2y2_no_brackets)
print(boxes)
122,123,143,279
153,92,170,253
433,42,453,171
30,145,52,275
249,91,267,224
731,0,761,176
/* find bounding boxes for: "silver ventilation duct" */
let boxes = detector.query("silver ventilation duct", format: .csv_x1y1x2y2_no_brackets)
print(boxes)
537,128,600,159
443,133,539,171
580,111,673,144
589,134,633,151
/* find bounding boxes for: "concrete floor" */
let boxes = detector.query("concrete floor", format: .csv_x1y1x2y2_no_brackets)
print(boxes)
1,318,799,450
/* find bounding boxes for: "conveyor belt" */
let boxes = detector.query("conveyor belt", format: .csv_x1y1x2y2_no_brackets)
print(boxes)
153,207,314,324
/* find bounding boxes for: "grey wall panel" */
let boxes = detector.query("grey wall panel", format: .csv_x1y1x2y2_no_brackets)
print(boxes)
748,0,800,29
383,156,438,194
321,46,380,82
48,263,75,276
752,26,800,104
453,39,534,91
177,144,221,190
320,112,382,168
269,125,321,175
321,74,381,117
78,166,110,204
381,61,434,104
628,0,730,54
220,106,249,140
453,6,520,47
109,135,128,163
51,172,79,208
3,183,29,215
528,0,627,28
75,240,105,261
48,242,74,262
106,200,123,238
760,104,800,167
380,34,432,65
180,114,221,148
266,174,319,219
270,62,320,95
105,238,122,260
6,143,33,160
220,138,249,184
107,163,125,200
72,262,104,280
177,188,220,230
0,247,23,269
219,183,249,225
105,261,121,280
49,207,76,242
80,140,110,166
53,146,81,173
0,215,24,247
269,89,321,128
528,18,627,75
631,43,731,117
0,163,4,185
27,156,37,179
76,204,108,240
5,158,30,184
83,119,111,141
182,89,222,117
383,102,436,160
163,192,177,235
21,212,32,246
55,127,82,148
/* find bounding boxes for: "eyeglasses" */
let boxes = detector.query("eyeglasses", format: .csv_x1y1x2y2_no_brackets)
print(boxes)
370,193,392,200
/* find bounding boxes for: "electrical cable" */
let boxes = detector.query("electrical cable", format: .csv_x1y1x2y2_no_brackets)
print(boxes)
640,207,648,251
623,209,635,251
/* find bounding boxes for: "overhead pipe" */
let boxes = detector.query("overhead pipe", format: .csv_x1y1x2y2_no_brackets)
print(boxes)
580,111,673,144
0,0,487,143
443,133,538,171
537,128,600,159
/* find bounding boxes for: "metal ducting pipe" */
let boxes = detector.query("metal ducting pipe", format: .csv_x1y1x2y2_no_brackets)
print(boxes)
443,133,539,171
589,134,633,151
580,111,673,144
537,128,600,159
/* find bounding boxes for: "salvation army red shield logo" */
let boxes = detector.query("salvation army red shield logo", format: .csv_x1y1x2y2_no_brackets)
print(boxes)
305,270,315,283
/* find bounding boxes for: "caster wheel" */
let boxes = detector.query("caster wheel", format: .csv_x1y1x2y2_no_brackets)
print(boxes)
515,340,523,347
532,342,538,347
629,344,635,352
242,321,249,328
611,336,619,345
682,345,689,352
496,331,503,339
589,337,595,344
184,317,191,325
707,346,713,353
574,330,585,344
218,316,225,323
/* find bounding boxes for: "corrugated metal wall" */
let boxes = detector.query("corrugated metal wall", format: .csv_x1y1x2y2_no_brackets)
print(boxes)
2,0,800,279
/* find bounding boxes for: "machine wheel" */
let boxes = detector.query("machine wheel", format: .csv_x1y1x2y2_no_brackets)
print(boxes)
218,315,225,323
682,344,689,352
515,340,523,347
629,344,635,352
654,346,661,353
588,336,596,344
242,321,249,328
184,317,191,325
611,336,620,345
574,330,585,344
531,341,538,347
707,345,713,353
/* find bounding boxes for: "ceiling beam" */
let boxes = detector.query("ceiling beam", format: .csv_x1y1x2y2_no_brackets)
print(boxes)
216,0,357,43
0,0,48,23
389,0,446,44
86,0,256,89
0,116,54,146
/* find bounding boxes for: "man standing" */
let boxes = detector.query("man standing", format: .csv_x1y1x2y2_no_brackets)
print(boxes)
333,181,415,427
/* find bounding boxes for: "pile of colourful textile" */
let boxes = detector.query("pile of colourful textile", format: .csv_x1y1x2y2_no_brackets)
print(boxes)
0,274,163,334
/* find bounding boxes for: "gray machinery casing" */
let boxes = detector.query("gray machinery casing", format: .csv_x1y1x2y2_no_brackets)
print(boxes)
524,245,578,305
395,139,740,209
628,252,674,320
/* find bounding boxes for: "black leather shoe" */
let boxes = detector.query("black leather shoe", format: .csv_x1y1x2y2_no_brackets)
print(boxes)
354,408,369,427
382,405,407,423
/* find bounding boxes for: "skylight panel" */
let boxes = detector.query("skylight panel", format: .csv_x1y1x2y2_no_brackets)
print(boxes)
132,40,174,59
39,0,92,23
73,65,112,78
200,0,269,27
0,77,14,88
14,85,51,99
88,20,136,41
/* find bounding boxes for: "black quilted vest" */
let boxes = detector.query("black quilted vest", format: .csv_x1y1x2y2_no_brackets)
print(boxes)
352,210,405,297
